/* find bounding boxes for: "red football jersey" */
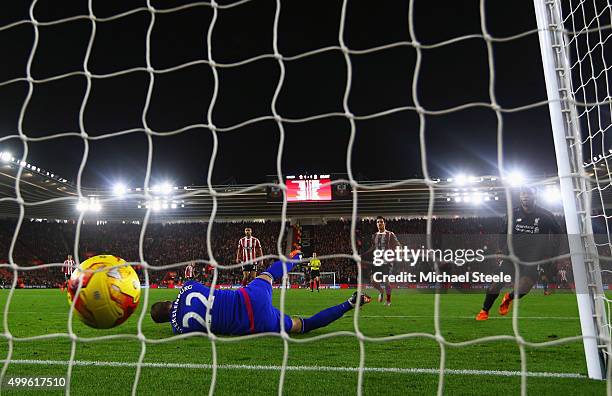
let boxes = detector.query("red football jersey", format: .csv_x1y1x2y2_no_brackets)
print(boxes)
237,236,262,263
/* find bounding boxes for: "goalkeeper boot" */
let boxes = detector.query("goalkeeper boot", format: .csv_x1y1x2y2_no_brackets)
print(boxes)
498,292,512,316
348,291,372,307
475,310,489,321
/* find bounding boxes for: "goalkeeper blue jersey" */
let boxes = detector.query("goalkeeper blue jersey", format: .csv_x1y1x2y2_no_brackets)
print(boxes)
170,281,252,335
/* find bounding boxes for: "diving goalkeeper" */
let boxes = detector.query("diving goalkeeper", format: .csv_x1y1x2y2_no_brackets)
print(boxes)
151,251,371,335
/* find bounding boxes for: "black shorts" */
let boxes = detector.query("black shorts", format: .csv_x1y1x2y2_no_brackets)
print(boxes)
242,264,256,272
499,260,539,280
310,270,320,278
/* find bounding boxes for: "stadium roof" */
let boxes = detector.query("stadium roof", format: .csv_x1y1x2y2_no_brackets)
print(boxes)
0,161,607,222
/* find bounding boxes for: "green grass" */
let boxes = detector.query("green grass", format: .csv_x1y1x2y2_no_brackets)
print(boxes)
0,288,606,395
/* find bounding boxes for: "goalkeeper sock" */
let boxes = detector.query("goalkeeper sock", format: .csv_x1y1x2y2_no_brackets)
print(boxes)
482,293,499,312
301,301,352,334
262,259,298,282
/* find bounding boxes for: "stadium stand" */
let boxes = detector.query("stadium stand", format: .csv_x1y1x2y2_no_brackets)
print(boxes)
0,217,583,288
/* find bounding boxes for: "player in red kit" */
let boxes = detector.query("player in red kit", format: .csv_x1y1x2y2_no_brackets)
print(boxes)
236,227,263,287
362,216,400,306
558,267,569,289
61,254,75,292
184,262,196,281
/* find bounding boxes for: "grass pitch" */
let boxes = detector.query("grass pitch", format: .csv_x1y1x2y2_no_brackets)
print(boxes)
0,288,606,395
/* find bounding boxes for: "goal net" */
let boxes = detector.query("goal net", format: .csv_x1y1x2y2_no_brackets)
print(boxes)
0,0,610,395
535,0,612,381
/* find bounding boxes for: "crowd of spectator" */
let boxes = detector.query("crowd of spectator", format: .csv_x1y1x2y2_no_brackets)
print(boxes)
0,220,287,287
0,215,601,287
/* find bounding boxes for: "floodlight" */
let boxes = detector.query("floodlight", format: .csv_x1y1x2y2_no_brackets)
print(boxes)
455,174,467,185
160,183,172,194
506,171,525,187
113,183,127,196
543,185,562,204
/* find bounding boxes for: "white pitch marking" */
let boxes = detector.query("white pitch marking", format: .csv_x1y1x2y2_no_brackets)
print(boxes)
0,359,586,379
298,315,580,320
3,312,581,320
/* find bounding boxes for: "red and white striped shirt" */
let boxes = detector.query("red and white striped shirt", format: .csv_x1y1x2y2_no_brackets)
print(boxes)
185,264,194,279
559,269,567,282
63,258,75,276
237,236,262,263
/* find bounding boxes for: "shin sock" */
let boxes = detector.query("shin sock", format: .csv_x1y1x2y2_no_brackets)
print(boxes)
301,302,352,333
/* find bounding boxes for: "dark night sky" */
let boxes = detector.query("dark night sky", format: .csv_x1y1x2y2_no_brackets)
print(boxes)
0,1,562,188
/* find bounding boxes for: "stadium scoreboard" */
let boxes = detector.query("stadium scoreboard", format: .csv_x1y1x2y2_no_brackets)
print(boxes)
286,174,331,201
266,174,349,202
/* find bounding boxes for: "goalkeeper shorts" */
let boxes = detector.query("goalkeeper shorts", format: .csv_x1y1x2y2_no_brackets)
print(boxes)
244,278,293,333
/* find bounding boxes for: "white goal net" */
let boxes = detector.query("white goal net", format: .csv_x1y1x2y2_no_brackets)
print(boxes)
537,0,612,383
0,0,611,395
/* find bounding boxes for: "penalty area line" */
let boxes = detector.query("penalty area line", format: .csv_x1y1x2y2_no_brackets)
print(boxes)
355,315,579,320
293,314,579,320
0,359,586,379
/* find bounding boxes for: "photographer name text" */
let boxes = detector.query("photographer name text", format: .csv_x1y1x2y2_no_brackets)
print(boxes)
372,271,511,283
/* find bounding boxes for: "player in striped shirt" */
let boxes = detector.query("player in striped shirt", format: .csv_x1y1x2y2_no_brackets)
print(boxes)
308,252,322,292
61,254,75,292
362,216,401,306
184,262,196,281
558,267,569,289
236,227,263,287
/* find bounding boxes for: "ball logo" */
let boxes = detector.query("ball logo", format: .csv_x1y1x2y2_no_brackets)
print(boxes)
107,268,121,280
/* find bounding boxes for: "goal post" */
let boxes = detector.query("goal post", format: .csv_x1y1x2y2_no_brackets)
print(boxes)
287,271,337,287
534,0,609,379
319,272,337,287
287,272,305,287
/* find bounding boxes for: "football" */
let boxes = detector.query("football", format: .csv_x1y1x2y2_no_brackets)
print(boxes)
67,255,141,329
